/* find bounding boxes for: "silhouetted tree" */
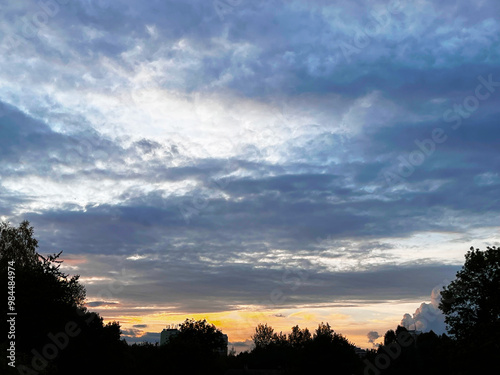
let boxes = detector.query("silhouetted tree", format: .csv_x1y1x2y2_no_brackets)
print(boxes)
165,318,228,374
272,330,288,348
288,325,311,349
308,322,361,374
439,246,500,340
174,318,226,353
439,246,500,373
313,321,334,343
0,221,126,375
1,222,86,360
373,245,500,375
246,322,361,374
384,329,396,345
374,325,459,375
252,323,276,349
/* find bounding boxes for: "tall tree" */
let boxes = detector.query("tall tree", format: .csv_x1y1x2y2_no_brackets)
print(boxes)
165,318,228,375
252,323,275,349
384,329,397,345
313,322,334,344
174,318,226,353
288,325,311,349
439,246,500,373
439,246,500,340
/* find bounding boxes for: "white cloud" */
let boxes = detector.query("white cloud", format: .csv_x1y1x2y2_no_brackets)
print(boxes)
400,286,447,334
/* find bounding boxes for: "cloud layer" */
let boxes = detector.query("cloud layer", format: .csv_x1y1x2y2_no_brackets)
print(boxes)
1,0,499,346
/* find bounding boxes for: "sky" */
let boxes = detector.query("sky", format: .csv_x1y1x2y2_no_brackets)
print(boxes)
0,0,499,351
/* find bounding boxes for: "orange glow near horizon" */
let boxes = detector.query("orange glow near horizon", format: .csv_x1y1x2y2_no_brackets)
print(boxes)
97,300,424,350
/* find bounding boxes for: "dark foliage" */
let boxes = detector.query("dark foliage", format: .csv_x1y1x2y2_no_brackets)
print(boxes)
0,221,126,375
238,321,363,374
162,318,228,374
439,246,500,373
439,246,500,340
365,246,500,375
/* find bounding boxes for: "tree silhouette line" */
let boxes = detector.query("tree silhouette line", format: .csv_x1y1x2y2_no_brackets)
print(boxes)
1,221,498,374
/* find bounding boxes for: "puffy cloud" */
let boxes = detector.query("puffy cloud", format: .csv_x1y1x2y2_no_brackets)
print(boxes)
400,287,447,334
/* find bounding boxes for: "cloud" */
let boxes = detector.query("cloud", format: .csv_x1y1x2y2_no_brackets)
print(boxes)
122,331,161,345
229,340,253,348
0,102,475,314
229,339,254,353
121,325,159,344
367,331,380,347
1,0,499,343
86,301,118,307
400,286,447,334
